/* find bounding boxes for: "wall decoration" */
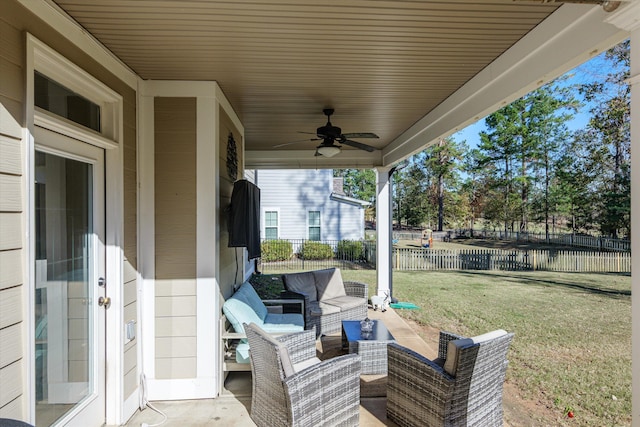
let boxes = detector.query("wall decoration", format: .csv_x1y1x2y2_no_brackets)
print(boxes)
227,132,238,181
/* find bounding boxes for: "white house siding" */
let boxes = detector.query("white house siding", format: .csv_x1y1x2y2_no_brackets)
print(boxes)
256,169,366,242
154,97,198,379
0,1,139,419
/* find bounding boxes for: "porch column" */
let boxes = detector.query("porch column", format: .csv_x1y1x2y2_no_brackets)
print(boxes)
631,24,640,427
375,167,393,299
604,4,640,424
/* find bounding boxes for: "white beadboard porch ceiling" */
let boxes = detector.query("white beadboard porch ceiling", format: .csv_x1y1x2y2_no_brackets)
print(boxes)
52,0,598,164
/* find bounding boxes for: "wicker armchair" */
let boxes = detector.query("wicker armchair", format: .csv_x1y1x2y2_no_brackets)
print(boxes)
244,322,361,427
387,329,514,427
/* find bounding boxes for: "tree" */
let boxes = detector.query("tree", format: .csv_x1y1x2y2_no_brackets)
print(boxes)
334,169,377,219
575,40,630,237
421,137,465,231
477,81,578,235
477,98,526,233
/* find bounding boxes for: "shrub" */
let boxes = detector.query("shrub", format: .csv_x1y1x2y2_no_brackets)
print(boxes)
298,241,333,260
336,240,365,260
261,239,293,262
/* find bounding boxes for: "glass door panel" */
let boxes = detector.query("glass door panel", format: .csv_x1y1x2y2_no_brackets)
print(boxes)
34,142,104,427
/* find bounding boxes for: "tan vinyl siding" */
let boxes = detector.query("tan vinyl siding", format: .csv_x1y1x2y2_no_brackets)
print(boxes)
123,342,137,396
0,250,22,290
155,358,196,380
0,137,22,174
0,361,23,411
154,97,197,379
0,14,24,418
0,175,21,211
0,324,21,369
0,214,21,251
0,394,23,419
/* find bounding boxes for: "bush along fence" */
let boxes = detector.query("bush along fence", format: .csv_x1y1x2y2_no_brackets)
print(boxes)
258,239,629,273
259,238,376,272
393,248,631,273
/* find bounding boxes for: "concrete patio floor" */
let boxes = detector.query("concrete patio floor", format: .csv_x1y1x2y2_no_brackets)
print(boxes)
124,307,436,426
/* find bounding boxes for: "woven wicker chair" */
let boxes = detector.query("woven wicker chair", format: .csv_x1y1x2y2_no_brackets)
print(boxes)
244,322,361,427
387,330,514,427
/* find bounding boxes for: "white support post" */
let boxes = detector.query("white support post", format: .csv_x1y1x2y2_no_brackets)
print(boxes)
375,167,393,300
604,4,640,425
631,24,640,427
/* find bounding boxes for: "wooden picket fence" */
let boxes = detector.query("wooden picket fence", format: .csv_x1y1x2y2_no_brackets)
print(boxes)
393,248,631,273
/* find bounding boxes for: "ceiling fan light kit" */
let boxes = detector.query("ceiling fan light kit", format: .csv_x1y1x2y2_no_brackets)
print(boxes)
317,145,341,157
273,108,379,157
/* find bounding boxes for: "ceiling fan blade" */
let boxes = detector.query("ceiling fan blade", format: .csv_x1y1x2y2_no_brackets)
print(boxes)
340,139,376,152
273,138,320,148
341,132,379,139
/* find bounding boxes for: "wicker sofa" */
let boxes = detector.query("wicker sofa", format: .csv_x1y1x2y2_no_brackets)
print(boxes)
387,329,514,427
281,268,368,337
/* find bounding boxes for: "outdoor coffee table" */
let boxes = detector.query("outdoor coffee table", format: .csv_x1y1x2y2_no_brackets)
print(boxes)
341,319,395,374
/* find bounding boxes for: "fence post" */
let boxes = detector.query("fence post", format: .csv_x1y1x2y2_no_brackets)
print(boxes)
533,251,536,271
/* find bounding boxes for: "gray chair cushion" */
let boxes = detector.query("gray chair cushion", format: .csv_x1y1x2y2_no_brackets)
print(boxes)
313,268,347,301
283,271,318,302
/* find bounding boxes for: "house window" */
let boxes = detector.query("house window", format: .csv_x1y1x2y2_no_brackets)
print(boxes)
308,211,321,241
265,211,278,240
34,71,101,132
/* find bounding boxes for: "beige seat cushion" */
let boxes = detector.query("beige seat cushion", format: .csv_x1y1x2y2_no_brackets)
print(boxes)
313,268,347,301
443,329,508,376
308,301,341,317
293,357,322,373
321,295,364,311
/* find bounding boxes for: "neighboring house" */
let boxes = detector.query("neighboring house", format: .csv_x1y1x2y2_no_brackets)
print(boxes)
256,170,370,242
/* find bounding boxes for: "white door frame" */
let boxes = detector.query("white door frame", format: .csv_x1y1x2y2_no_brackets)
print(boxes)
25,34,125,426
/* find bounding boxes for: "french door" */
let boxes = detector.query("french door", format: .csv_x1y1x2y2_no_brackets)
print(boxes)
34,126,106,427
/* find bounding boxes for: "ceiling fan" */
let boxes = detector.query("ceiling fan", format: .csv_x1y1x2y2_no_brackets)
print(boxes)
274,108,379,157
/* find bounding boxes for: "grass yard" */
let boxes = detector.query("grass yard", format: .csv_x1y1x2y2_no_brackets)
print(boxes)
385,270,631,426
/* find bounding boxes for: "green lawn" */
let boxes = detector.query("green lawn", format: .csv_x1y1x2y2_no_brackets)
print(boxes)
378,270,631,426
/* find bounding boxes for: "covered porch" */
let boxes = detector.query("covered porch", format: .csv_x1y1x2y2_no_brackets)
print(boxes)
0,1,638,426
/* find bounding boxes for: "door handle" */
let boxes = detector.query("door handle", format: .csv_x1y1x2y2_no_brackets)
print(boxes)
98,296,111,309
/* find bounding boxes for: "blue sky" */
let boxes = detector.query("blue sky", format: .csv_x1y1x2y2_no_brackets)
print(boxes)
452,49,617,149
